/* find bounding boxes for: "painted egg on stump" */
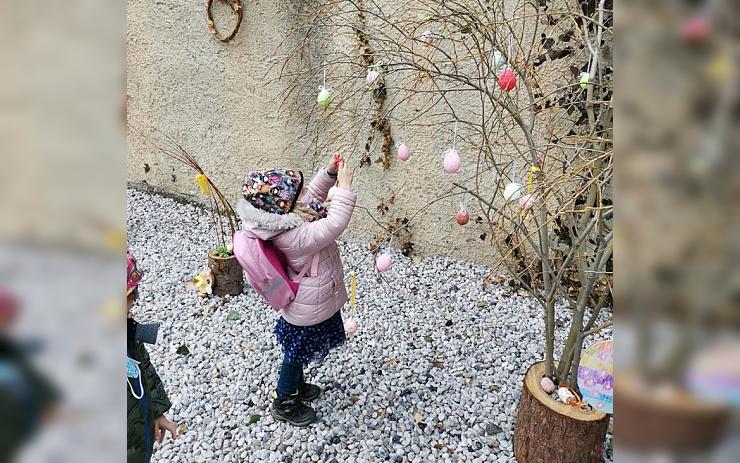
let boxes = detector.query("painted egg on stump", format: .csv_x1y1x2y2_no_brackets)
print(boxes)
344,318,358,335
519,193,535,210
456,207,470,225
443,149,461,173
317,88,333,109
367,69,380,86
541,376,556,393
397,143,410,161
421,30,434,45
503,182,523,202
498,68,517,92
376,253,392,272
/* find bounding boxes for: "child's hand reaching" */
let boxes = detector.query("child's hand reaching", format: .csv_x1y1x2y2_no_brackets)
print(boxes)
337,161,354,188
154,415,177,444
328,152,344,174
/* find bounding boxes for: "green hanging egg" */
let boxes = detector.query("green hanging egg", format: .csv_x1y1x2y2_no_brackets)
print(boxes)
317,88,333,109
579,72,590,90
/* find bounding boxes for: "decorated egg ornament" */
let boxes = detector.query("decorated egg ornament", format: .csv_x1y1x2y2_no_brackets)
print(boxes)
455,206,470,225
503,182,523,202
491,50,506,73
541,376,556,393
681,14,710,43
397,143,410,161
317,87,333,109
498,68,517,92
367,69,380,86
443,149,461,173
519,193,535,210
421,30,433,45
344,318,358,335
579,72,591,89
376,252,392,272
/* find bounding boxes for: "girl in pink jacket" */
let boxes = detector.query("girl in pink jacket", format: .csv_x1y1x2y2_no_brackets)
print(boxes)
237,155,355,427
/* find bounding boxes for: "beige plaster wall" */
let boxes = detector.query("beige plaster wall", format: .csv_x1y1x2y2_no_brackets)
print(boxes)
127,0,555,266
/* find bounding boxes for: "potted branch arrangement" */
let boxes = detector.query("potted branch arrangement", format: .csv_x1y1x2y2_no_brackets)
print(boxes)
273,0,613,461
133,129,245,297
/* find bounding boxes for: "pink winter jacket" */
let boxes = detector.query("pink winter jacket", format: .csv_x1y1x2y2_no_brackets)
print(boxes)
236,168,356,326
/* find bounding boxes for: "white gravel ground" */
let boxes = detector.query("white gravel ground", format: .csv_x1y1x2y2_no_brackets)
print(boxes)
127,188,613,463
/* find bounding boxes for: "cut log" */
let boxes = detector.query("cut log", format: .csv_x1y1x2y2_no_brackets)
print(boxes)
514,361,609,463
208,253,244,297
615,371,730,454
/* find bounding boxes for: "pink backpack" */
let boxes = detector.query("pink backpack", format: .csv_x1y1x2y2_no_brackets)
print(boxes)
232,231,319,310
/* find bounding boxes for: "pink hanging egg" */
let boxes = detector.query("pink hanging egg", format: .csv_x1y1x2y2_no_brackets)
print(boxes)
499,68,517,91
443,149,461,173
376,253,392,272
541,376,556,393
681,14,710,43
455,208,469,225
397,143,410,161
344,318,358,335
519,194,535,210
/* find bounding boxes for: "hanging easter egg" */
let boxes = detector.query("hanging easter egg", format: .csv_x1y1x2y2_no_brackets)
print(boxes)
519,193,535,210
579,72,591,90
317,87,333,109
680,14,710,43
540,376,556,393
344,318,358,335
455,207,470,226
503,182,523,202
686,341,740,407
376,252,392,272
577,340,613,414
443,149,461,173
420,30,433,45
491,50,506,73
367,69,380,86
397,143,410,161
194,174,212,196
498,68,517,92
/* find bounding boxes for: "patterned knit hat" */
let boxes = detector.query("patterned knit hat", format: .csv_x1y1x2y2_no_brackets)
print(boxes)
242,169,304,215
127,251,144,296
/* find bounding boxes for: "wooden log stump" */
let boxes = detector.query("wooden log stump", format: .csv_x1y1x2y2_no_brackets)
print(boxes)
208,252,244,297
514,361,609,463
616,371,730,454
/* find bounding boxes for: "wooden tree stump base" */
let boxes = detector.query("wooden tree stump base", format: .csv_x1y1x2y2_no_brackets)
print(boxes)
514,361,609,463
208,252,244,297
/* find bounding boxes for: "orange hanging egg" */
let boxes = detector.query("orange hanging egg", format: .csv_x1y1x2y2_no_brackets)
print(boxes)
455,208,469,225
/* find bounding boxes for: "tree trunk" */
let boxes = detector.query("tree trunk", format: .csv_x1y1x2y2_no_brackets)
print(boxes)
514,362,609,463
208,253,244,297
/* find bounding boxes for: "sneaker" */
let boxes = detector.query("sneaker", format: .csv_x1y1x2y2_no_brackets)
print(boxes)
297,382,322,401
271,394,316,427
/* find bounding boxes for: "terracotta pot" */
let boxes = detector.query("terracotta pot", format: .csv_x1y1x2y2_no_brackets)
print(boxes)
514,361,609,463
208,252,244,297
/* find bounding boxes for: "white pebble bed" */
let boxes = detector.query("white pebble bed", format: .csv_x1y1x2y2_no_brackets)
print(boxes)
127,188,613,463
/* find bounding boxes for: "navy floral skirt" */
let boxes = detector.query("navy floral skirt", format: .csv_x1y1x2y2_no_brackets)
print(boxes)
275,311,346,367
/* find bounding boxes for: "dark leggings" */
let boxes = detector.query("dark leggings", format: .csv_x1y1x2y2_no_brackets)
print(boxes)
276,357,304,397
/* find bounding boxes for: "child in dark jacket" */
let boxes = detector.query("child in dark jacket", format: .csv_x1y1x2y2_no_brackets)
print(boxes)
127,251,176,462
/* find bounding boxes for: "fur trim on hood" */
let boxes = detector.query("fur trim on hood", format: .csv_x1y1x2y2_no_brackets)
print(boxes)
237,198,304,231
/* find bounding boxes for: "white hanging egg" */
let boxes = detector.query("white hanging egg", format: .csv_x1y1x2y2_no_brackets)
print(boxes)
443,149,461,173
397,143,410,161
367,69,380,86
421,30,433,45
491,50,506,73
503,182,523,202
327,186,338,201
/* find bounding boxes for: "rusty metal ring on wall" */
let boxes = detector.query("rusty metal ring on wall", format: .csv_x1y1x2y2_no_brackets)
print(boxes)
206,0,243,43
